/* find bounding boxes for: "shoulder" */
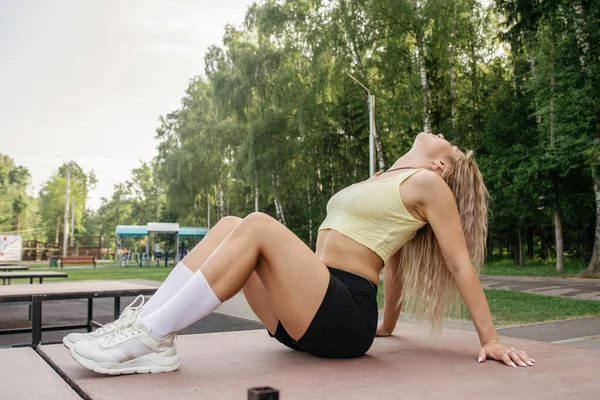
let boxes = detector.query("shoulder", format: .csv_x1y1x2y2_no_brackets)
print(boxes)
409,169,454,205
409,169,448,192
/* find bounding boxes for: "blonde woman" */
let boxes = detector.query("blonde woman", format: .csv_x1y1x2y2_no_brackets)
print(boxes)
66,132,534,374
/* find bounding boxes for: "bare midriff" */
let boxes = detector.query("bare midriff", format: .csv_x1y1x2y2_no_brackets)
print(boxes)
314,170,428,286
315,229,383,286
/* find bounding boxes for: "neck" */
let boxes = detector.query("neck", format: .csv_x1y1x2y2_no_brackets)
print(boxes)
388,150,433,171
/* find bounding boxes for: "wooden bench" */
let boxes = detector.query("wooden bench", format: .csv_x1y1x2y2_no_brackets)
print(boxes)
0,280,158,346
0,271,68,285
59,256,96,268
0,348,80,399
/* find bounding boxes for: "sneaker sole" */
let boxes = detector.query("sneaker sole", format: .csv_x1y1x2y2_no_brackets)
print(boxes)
62,337,73,349
70,345,180,375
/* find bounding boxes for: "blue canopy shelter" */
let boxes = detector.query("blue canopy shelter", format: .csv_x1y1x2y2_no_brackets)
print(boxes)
115,223,208,266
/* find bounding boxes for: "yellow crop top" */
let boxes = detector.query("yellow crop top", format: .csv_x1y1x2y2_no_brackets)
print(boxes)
318,168,427,266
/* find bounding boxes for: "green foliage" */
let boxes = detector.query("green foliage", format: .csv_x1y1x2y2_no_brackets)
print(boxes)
137,0,600,265
37,162,96,243
0,154,32,233
481,259,589,277
87,161,166,245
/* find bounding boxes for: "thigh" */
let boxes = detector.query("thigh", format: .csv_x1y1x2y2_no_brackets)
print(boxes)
243,270,279,334
239,213,331,342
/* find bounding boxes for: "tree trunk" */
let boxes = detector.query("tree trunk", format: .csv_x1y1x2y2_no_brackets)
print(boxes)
254,171,259,212
213,186,221,221
540,227,548,260
206,192,211,229
218,185,225,219
554,209,564,273
416,30,432,133
517,229,524,266
550,73,556,146
572,1,590,70
55,216,60,244
272,174,286,226
512,235,519,265
328,154,335,195
527,227,534,259
373,124,386,172
306,175,313,249
413,0,431,133
487,227,493,261
449,0,458,134
586,168,600,273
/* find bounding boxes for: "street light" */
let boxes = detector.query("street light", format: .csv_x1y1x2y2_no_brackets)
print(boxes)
55,153,70,257
347,73,376,177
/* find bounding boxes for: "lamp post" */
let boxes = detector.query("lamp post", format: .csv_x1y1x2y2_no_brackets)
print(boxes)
347,73,375,177
56,154,70,257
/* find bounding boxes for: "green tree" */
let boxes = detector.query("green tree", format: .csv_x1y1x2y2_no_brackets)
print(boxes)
38,162,96,244
0,154,31,233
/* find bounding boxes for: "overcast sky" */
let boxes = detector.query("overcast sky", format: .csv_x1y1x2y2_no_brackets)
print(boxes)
0,0,255,210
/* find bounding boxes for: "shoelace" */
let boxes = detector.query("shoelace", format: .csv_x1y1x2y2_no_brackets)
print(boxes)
103,324,143,346
95,295,146,334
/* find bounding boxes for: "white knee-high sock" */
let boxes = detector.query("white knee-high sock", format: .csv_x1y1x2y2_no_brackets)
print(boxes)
139,262,194,318
140,269,222,338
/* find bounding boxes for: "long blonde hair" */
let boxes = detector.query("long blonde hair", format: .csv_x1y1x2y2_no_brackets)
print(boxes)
396,150,489,334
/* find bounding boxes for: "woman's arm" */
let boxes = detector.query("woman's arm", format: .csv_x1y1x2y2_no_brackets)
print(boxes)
417,171,534,367
377,251,403,336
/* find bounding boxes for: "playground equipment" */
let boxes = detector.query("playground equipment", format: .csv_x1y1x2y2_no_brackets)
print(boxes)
115,223,207,267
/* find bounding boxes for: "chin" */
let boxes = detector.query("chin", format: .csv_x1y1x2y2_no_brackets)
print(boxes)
414,132,432,145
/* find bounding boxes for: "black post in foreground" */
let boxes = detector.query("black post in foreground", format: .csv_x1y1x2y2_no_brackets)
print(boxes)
31,295,42,347
248,387,279,400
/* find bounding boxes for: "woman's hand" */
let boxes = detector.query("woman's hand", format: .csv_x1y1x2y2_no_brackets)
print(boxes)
376,322,393,337
477,340,535,367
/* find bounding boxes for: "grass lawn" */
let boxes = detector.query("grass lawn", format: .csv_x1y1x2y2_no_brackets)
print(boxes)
475,289,600,325
481,259,599,278
376,284,600,326
9,264,172,283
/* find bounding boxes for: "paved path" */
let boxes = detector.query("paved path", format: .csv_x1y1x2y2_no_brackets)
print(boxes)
480,275,600,300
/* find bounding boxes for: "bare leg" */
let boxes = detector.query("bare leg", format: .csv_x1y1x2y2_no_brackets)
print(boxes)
183,216,279,333
198,212,330,341
68,214,327,375
182,216,243,273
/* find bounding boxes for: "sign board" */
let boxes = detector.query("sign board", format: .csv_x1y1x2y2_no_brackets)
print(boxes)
0,235,22,262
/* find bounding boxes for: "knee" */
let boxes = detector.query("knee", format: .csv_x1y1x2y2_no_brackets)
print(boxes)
243,212,274,225
217,216,243,228
239,212,277,236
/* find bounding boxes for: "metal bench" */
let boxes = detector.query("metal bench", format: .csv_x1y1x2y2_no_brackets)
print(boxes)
59,256,96,268
0,267,29,285
0,271,67,285
0,280,158,347
0,266,28,272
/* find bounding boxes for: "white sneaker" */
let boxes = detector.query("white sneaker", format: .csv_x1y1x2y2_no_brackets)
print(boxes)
62,295,146,349
70,317,180,375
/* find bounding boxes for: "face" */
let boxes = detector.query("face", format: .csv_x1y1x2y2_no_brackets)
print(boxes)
413,132,464,171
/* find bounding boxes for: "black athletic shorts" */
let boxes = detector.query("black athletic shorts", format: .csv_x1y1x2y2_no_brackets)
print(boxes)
268,266,378,358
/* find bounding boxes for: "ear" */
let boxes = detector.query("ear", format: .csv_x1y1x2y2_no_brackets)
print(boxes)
432,159,446,174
